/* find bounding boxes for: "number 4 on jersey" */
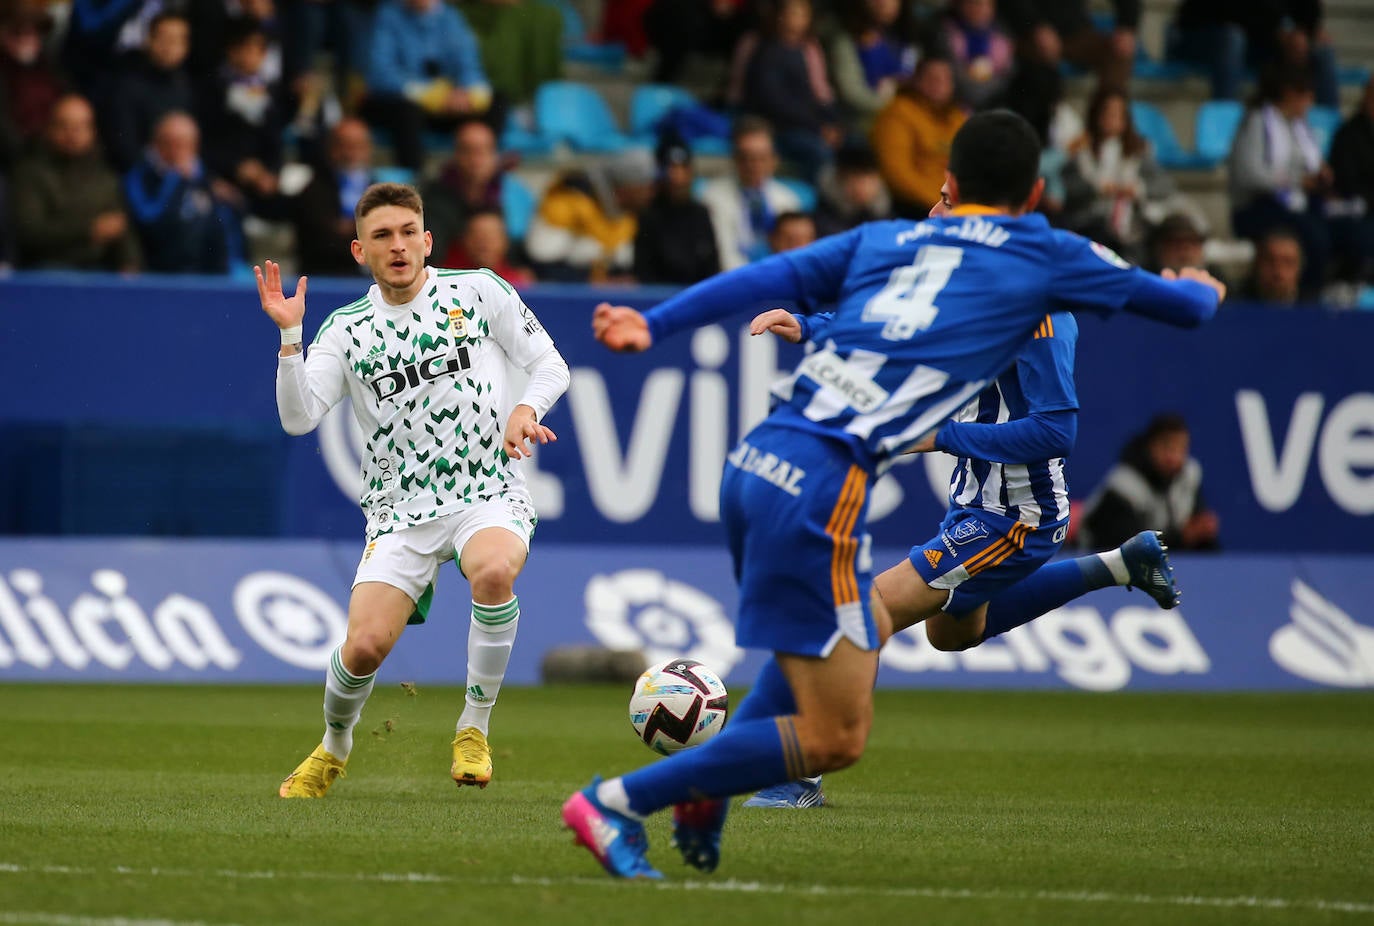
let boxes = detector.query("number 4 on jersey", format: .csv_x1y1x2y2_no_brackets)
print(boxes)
862,244,964,341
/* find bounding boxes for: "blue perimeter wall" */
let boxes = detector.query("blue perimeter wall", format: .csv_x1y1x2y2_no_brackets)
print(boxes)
0,273,1371,689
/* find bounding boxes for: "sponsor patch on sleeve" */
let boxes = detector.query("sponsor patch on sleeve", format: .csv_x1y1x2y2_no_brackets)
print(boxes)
1090,240,1132,269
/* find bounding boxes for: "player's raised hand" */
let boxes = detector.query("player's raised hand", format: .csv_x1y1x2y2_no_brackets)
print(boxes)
255,259,308,329
503,404,557,460
592,301,651,352
1161,266,1227,303
749,308,803,343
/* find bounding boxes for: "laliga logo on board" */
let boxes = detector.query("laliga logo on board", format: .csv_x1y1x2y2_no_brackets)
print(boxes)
583,568,743,677
1270,579,1374,687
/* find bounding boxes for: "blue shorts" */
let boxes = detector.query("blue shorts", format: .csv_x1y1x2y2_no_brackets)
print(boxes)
908,507,1069,618
721,423,878,658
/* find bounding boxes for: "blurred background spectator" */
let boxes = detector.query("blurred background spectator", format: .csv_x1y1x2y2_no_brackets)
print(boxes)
61,0,166,97
871,55,964,218
1145,212,1228,287
448,206,533,284
11,93,141,272
525,148,654,282
1080,412,1220,553
1228,64,1331,295
101,9,195,171
700,116,802,270
827,0,919,133
1169,0,1340,107
362,0,494,171
643,0,754,84
460,0,564,113
766,209,816,253
1239,227,1306,304
941,0,1014,110
1060,84,1175,262
633,134,720,285
289,116,377,277
124,110,239,274
0,6,66,168
814,142,891,236
1328,77,1374,285
1000,0,1137,93
420,118,506,264
727,0,840,184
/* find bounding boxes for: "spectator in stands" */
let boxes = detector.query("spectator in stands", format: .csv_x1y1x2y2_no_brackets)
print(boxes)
444,207,533,285
941,0,1014,110
362,0,494,171
633,134,720,285
61,0,163,96
1229,65,1331,295
999,0,1137,92
11,93,141,272
1239,228,1306,305
1328,77,1374,284
420,119,506,265
1169,0,1340,108
644,0,754,84
700,116,802,270
124,110,239,274
814,143,890,236
197,18,287,219
768,210,816,253
0,7,65,164
1080,413,1220,553
290,117,377,277
459,0,563,109
525,148,654,282
871,55,964,218
1060,85,1175,262
827,0,920,133
727,0,840,184
103,10,195,171
1146,212,1229,287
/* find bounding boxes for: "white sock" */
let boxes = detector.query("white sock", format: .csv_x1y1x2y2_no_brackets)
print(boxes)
595,777,643,820
457,597,519,737
1098,549,1131,585
322,646,375,760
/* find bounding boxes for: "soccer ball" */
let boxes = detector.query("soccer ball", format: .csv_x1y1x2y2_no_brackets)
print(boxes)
628,658,729,755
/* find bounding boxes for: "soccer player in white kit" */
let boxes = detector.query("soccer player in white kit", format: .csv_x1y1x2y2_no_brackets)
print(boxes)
257,183,570,797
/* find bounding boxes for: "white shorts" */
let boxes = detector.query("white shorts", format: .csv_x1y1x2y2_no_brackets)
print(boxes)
353,492,536,612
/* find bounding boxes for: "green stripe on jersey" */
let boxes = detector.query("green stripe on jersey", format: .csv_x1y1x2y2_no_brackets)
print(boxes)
313,296,373,344
435,267,514,296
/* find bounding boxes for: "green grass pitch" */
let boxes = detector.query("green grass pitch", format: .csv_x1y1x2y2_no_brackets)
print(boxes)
2,683,1372,926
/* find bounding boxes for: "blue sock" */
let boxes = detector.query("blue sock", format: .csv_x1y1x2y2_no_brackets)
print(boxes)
979,556,1112,643
621,716,805,816
729,658,795,724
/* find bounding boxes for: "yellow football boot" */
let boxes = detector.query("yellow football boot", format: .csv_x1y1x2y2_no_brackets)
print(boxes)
451,727,493,788
278,745,346,798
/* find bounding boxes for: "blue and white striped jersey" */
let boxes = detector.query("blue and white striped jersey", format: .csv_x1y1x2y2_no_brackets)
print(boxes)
946,312,1077,526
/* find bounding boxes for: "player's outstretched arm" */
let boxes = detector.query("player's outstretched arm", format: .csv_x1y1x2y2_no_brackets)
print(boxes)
749,308,803,343
255,259,308,356
504,404,557,460
592,302,652,352
1161,266,1227,303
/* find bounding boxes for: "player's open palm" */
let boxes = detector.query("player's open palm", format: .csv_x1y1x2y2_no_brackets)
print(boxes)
255,259,308,330
504,405,557,461
749,308,803,343
592,302,651,352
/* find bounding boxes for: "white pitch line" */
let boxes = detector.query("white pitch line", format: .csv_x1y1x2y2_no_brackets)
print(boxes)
3,862,1372,916
0,914,238,926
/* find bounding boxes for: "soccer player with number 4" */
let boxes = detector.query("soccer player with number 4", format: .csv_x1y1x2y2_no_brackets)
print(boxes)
566,111,1226,878
257,183,569,798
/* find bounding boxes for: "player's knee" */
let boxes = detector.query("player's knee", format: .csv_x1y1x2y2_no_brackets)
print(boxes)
342,633,391,675
801,716,871,773
925,621,979,652
466,556,520,602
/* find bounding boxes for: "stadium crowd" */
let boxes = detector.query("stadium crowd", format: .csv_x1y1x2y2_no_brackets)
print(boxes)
0,0,1371,304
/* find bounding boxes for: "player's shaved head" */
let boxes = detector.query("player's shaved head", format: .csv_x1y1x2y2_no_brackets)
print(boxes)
948,110,1041,209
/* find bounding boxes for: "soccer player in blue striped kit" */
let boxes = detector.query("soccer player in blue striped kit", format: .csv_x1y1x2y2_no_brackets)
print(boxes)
565,110,1226,879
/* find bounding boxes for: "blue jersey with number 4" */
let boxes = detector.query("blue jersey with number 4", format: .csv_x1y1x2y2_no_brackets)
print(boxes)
645,209,1215,473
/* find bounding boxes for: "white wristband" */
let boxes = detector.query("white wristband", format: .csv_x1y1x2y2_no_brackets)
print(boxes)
280,325,303,346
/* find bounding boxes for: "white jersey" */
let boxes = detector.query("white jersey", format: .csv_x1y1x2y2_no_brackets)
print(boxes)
280,266,564,540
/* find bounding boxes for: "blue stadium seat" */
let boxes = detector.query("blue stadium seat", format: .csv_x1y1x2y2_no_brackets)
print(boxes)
534,81,633,152
1338,64,1371,87
777,177,817,213
1307,105,1342,156
539,0,626,69
501,123,554,158
373,165,417,186
500,173,536,242
1130,100,1209,169
629,84,697,145
1194,100,1244,167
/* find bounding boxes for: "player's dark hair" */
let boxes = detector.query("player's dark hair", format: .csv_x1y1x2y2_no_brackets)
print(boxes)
947,110,1041,208
772,211,815,231
1141,413,1189,444
355,182,424,223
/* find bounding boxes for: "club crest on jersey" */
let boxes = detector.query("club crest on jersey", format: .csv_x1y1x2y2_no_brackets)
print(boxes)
1090,240,1132,269
369,347,472,401
447,308,468,340
949,519,990,545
